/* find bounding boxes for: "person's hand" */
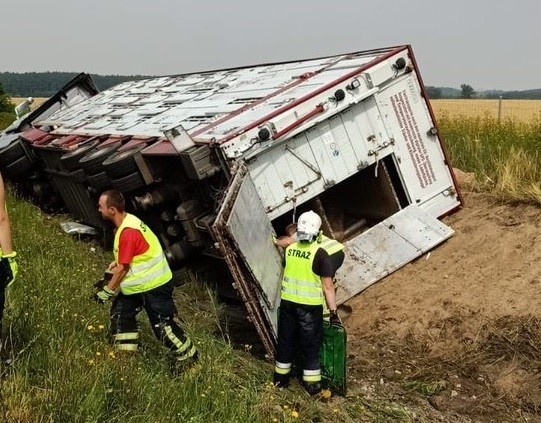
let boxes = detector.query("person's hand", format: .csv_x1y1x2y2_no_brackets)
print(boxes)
93,269,113,289
329,310,342,326
3,251,18,287
94,286,115,304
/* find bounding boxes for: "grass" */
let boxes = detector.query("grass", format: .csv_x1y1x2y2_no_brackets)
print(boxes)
403,380,447,398
437,112,541,204
0,190,369,423
0,112,15,130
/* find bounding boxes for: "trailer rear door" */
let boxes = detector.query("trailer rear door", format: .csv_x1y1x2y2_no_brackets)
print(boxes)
335,204,454,303
212,163,283,356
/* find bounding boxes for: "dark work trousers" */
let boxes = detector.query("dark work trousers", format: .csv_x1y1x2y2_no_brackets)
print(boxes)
276,299,323,375
109,280,196,359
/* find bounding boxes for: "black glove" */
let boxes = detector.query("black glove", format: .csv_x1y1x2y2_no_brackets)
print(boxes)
93,270,113,289
93,277,106,289
329,310,342,326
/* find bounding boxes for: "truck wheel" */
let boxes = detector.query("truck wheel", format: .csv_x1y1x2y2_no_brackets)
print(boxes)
6,155,33,177
87,171,112,191
0,138,26,168
59,140,100,171
78,143,121,175
111,171,146,193
101,145,147,179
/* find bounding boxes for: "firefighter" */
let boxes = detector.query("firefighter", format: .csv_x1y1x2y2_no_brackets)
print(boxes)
273,210,340,395
274,222,345,293
95,189,197,367
0,172,18,329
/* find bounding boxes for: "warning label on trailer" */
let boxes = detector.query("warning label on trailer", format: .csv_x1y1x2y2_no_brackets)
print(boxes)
390,90,436,189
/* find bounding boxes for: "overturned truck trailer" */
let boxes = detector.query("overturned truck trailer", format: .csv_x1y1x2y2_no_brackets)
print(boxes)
0,45,462,356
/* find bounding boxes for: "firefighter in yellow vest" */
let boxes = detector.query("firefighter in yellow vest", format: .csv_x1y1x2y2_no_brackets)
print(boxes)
0,172,18,329
96,189,197,366
273,210,339,396
274,223,345,279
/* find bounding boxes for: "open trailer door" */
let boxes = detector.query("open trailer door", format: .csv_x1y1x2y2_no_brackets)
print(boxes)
335,203,454,303
211,162,283,357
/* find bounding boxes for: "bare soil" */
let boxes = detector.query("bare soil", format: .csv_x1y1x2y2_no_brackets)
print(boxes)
342,188,541,422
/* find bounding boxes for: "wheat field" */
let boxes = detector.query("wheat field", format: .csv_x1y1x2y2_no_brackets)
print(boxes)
431,99,541,123
11,97,48,111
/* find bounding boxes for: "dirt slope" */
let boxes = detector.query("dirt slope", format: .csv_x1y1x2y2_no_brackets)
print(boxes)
342,189,541,422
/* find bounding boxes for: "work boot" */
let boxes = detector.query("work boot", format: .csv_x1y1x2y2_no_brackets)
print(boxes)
273,372,290,389
170,351,199,377
302,382,322,396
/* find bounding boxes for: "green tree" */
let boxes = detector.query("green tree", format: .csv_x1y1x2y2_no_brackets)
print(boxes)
0,81,14,113
460,84,475,99
426,86,442,99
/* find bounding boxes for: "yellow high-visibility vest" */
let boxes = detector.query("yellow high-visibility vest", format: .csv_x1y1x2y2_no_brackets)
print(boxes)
114,214,172,295
281,241,323,306
317,234,344,255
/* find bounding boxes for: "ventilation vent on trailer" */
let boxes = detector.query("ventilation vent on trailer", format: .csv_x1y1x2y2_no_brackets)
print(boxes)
228,97,262,105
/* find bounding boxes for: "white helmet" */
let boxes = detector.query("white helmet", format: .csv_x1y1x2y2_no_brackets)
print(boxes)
296,210,322,242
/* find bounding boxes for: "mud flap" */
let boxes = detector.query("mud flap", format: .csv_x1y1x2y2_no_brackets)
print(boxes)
321,320,347,396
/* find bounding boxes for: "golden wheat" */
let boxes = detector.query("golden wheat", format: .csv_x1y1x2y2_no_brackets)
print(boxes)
431,99,541,123
10,97,48,111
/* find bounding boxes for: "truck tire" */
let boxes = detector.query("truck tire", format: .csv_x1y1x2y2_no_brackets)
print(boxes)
101,145,147,179
87,171,112,191
0,138,26,168
78,143,121,175
59,140,100,171
6,155,33,177
111,171,146,193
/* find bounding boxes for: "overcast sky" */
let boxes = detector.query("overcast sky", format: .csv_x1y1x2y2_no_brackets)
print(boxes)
2,0,539,90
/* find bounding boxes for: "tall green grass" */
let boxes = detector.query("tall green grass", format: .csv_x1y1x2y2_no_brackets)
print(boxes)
438,114,541,204
0,112,15,131
0,193,365,423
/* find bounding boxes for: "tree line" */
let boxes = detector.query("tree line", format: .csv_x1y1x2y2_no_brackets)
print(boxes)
0,72,149,97
426,84,541,100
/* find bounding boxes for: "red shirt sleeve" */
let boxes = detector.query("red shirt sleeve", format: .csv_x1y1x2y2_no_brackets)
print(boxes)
117,228,150,265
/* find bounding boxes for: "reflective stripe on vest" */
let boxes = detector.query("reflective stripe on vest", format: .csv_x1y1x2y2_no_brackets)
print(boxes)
318,235,344,255
281,241,323,306
114,214,172,295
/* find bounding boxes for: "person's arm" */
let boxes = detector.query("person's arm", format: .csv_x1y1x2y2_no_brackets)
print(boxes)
106,263,129,291
313,248,337,312
0,173,13,255
275,235,295,248
94,231,135,302
322,276,337,312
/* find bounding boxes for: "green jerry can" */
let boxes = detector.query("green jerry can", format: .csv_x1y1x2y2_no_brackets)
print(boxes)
320,320,347,395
